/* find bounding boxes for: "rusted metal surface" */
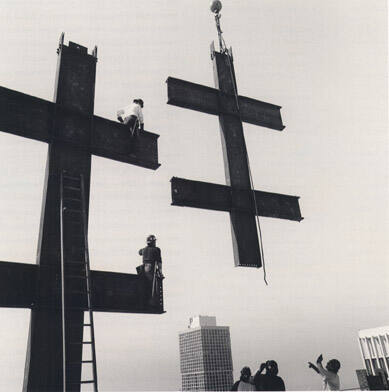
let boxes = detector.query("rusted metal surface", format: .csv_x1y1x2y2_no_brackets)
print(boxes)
171,177,303,222
166,76,284,130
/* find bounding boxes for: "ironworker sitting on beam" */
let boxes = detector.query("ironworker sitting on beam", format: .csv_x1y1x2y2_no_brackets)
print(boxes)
117,98,144,137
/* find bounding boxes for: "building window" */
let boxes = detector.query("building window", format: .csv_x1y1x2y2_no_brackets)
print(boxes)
372,358,379,373
379,358,387,373
365,359,373,375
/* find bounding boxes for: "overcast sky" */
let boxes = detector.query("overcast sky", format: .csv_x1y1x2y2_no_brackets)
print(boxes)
0,1,387,390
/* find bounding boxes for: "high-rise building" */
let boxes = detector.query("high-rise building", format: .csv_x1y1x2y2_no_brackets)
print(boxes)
179,316,233,391
358,326,389,378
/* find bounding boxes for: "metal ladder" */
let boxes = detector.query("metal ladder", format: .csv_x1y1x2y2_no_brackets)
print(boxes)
60,171,98,392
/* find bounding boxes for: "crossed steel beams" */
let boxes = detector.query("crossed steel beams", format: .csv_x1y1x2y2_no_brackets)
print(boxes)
167,45,302,268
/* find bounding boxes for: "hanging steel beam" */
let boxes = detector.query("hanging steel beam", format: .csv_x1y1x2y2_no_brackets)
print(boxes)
171,177,303,222
166,77,285,130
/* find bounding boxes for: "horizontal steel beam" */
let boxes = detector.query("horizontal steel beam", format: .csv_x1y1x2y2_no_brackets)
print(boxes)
171,177,303,222
0,86,160,170
0,86,52,143
166,77,285,131
92,116,160,170
90,270,164,314
0,262,163,314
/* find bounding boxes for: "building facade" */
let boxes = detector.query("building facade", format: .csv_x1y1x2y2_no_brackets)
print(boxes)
179,316,233,391
358,326,389,377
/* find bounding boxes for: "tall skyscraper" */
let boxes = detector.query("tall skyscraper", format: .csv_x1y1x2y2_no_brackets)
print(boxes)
179,316,233,391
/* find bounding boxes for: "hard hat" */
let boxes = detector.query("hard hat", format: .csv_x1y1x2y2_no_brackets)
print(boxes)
147,234,156,244
133,98,144,107
210,0,222,14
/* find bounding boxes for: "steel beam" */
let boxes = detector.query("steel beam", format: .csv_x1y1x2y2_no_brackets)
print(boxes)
0,86,52,143
0,87,160,171
0,261,163,314
171,177,303,222
92,116,160,169
166,77,285,130
0,261,37,308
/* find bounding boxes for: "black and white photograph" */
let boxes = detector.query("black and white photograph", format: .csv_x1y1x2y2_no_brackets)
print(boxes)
0,1,387,391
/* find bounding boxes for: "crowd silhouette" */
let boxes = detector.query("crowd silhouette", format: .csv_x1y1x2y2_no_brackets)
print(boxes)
231,354,341,391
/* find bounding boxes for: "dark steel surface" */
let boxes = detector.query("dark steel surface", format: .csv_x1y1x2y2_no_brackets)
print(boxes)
171,177,303,221
167,48,302,268
166,76,284,130
91,270,164,314
0,261,37,308
0,87,160,170
92,116,160,169
0,38,163,392
0,261,163,314
0,86,52,143
212,51,262,267
25,40,97,392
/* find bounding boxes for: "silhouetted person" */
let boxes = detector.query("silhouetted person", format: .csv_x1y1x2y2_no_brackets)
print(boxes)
138,234,163,307
254,361,285,391
308,354,340,390
231,367,255,391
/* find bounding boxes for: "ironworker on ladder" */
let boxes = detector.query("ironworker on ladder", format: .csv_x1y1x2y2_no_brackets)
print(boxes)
117,98,144,137
138,234,164,306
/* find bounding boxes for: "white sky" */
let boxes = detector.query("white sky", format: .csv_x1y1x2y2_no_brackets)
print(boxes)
0,0,387,390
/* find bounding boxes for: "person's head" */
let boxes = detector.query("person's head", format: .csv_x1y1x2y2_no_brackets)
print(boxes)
240,366,251,382
265,360,279,376
134,98,144,108
326,359,340,374
147,234,156,246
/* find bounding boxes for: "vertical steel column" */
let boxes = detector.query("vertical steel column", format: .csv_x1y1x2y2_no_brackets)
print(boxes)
212,49,262,267
23,41,97,392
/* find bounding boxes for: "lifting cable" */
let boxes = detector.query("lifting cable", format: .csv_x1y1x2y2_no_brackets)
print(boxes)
220,36,268,285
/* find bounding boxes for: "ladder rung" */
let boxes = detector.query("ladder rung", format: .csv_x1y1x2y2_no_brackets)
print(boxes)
63,174,81,181
83,324,92,327
69,234,84,239
68,290,89,294
66,260,85,265
68,380,95,385
63,185,81,191
63,208,81,213
68,360,93,365
63,197,81,202
66,306,89,310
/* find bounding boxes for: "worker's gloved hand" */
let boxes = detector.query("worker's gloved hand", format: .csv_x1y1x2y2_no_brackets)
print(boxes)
316,354,323,364
117,116,123,123
308,362,314,368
